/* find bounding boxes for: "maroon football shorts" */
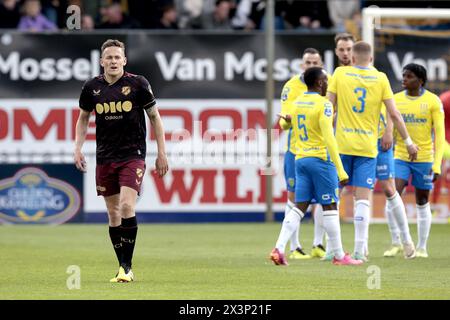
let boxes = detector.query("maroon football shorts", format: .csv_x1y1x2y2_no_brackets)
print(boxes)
96,159,146,197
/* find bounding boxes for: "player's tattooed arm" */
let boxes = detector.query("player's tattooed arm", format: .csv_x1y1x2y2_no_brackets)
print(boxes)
146,106,169,177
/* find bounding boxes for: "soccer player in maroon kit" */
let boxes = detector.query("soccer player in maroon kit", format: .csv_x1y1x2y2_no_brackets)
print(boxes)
74,39,168,283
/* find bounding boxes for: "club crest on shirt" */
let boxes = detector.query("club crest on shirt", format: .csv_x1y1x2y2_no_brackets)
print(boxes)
420,103,428,114
136,168,143,178
93,89,101,96
122,86,131,96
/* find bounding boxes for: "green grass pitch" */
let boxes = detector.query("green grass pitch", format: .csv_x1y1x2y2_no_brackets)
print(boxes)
1,222,449,299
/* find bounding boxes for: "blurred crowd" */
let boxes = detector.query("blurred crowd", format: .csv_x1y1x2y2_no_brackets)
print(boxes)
0,0,449,32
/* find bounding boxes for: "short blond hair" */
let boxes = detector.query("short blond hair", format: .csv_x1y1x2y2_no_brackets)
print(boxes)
353,41,371,55
352,41,372,64
101,39,125,55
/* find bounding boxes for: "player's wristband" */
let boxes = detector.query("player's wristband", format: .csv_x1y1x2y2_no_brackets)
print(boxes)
404,136,413,147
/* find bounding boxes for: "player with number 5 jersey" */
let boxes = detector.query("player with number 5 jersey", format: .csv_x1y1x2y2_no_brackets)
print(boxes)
270,67,363,266
279,48,329,260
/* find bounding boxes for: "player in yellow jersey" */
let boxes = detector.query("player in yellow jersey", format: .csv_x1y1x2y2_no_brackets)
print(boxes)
318,32,358,262
335,34,415,259
380,104,416,259
327,41,418,261
279,48,328,259
270,67,363,266
318,32,357,262
392,63,445,258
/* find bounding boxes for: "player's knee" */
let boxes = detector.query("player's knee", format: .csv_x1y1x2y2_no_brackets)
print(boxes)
416,194,429,206
353,188,370,201
119,202,135,217
107,211,121,226
381,181,395,198
296,202,309,214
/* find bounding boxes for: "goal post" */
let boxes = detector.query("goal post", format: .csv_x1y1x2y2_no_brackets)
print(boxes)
362,7,450,58
357,6,450,223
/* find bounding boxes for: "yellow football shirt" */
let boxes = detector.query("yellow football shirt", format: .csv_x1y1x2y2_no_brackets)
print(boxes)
394,89,446,174
328,66,394,158
290,92,347,180
279,74,308,153
280,73,331,153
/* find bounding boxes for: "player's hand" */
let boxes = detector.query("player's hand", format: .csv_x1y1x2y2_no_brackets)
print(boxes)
338,171,349,187
277,113,291,123
407,143,419,161
155,153,169,178
432,172,440,182
339,178,349,187
381,131,393,151
74,149,87,172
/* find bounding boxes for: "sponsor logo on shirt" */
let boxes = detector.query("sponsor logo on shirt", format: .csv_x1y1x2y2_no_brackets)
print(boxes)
345,73,377,80
95,100,132,114
322,194,331,201
402,113,427,124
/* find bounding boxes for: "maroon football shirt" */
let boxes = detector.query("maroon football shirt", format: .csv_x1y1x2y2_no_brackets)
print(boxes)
79,72,156,164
